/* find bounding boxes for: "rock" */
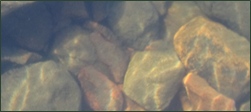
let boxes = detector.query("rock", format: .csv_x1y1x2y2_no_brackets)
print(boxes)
240,100,250,111
164,1,203,43
1,61,82,111
196,1,250,41
123,50,185,110
173,16,250,101
107,1,160,50
52,25,97,75
89,31,129,84
180,71,236,111
78,65,123,111
2,2,53,52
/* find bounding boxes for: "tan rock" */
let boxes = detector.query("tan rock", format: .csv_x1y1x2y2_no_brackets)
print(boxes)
181,71,236,111
123,50,185,110
174,16,250,101
78,65,124,111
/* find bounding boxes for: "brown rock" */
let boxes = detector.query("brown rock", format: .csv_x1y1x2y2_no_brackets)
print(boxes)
181,71,236,111
78,65,123,111
174,16,250,101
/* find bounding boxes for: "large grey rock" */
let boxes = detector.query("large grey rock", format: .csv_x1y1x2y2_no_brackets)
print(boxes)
1,61,82,111
107,1,160,50
196,1,250,41
174,16,250,101
2,2,53,51
52,25,97,75
123,50,185,110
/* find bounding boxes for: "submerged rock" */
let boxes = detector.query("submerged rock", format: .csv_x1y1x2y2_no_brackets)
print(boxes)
174,16,250,101
123,50,185,110
78,65,123,111
1,61,82,111
180,71,236,111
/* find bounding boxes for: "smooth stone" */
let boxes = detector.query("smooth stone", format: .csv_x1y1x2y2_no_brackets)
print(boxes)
107,1,160,50
123,50,185,110
180,71,236,111
2,2,53,51
52,25,97,75
196,1,250,41
78,65,124,111
174,16,250,101
1,61,82,111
